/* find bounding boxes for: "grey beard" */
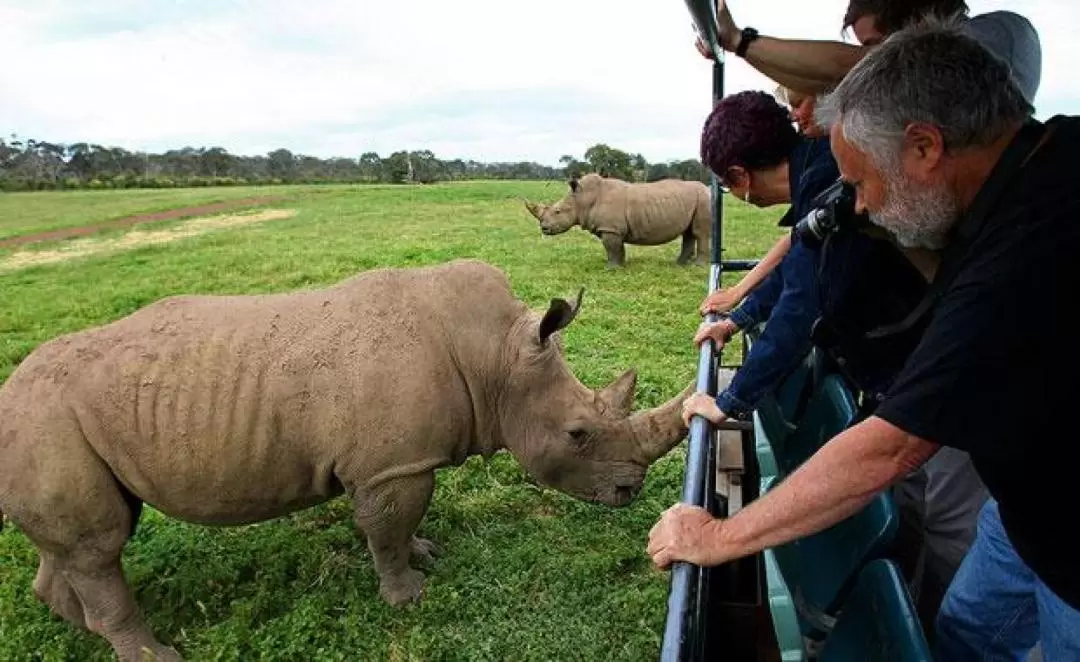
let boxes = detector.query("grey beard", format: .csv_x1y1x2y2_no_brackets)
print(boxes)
870,169,958,250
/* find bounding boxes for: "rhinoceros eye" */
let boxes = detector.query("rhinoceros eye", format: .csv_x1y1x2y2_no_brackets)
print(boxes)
567,428,590,447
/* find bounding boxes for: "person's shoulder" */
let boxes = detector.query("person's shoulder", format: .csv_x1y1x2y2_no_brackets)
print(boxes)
1046,114,1080,138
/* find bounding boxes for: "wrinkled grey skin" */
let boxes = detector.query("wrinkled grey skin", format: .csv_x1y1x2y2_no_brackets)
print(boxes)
523,173,712,268
0,258,692,662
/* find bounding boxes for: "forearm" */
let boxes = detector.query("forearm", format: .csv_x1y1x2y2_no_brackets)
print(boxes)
735,234,791,296
742,37,869,96
714,416,938,558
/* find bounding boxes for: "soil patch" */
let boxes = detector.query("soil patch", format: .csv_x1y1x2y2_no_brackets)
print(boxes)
0,195,287,249
0,209,297,272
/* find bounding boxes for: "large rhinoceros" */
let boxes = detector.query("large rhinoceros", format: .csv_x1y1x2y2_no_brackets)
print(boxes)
523,173,713,268
0,258,693,662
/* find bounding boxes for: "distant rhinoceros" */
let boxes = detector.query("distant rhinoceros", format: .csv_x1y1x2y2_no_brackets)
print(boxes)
0,258,693,662
523,173,713,268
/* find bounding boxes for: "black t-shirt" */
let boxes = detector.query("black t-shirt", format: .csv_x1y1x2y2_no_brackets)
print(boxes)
875,115,1080,609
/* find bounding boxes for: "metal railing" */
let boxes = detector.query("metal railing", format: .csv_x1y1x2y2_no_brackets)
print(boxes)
658,0,743,659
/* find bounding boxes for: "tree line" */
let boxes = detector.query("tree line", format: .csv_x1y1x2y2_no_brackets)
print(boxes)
0,136,710,192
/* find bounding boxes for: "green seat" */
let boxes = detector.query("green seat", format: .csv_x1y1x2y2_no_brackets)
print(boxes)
818,559,932,662
763,543,809,662
753,407,781,491
755,370,898,643
776,373,856,475
745,332,815,486
770,489,898,639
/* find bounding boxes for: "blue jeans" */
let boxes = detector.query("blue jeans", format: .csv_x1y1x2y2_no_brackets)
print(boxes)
934,498,1080,661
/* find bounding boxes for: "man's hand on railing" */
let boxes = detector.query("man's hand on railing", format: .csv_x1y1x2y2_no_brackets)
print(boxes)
647,503,730,569
680,392,728,428
693,0,741,58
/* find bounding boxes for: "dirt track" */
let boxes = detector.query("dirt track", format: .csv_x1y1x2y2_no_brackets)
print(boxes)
0,195,287,249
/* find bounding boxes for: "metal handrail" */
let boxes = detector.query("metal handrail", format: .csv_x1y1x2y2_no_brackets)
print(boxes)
658,0,728,659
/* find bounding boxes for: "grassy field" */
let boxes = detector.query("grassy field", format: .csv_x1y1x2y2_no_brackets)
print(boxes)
0,181,785,661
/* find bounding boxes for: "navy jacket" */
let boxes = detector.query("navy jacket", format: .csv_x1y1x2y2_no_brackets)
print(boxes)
717,137,838,418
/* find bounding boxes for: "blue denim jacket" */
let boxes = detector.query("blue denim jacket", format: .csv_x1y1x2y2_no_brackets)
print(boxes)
715,137,838,418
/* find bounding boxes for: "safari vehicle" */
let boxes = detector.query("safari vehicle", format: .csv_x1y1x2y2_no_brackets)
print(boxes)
659,1,932,660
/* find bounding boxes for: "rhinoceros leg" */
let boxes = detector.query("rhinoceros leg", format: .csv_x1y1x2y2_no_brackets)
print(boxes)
676,227,696,265
352,472,435,606
12,417,181,661
63,560,183,662
600,232,626,268
410,536,440,566
33,552,88,630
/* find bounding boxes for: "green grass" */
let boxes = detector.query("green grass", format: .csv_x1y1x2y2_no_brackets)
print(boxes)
0,181,786,661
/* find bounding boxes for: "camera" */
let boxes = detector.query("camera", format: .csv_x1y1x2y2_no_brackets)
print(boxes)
791,177,868,249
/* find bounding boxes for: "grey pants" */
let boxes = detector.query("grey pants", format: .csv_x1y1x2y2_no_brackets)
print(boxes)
891,446,989,633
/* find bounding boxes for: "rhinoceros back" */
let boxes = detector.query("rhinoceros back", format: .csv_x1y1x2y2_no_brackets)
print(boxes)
1,260,516,524
581,177,703,245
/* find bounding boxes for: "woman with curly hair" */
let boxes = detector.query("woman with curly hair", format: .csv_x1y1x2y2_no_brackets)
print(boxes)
682,89,841,424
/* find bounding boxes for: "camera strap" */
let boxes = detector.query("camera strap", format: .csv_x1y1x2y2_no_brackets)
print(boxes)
864,117,1052,341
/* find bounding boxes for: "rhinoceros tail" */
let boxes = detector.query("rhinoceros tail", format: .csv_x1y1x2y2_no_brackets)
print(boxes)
0,507,5,533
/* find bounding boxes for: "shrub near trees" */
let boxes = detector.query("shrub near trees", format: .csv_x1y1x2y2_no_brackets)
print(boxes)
0,136,711,191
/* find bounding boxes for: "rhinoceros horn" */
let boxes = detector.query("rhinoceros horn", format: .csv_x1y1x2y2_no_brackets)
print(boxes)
628,380,696,463
522,198,545,220
597,368,637,418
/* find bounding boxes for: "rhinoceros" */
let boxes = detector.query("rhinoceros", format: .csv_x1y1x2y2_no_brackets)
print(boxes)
0,258,693,662
523,173,713,268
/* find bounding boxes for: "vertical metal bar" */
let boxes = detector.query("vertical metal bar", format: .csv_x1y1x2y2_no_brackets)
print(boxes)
659,3,725,655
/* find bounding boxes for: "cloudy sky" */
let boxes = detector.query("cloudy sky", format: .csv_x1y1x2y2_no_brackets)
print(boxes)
1,0,1075,166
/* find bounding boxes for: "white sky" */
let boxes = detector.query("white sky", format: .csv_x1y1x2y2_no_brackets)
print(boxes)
0,0,1075,166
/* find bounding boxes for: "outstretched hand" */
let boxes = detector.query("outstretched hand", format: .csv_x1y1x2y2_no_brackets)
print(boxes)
693,0,741,58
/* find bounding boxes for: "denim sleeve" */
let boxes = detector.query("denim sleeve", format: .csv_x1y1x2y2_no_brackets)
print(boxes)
717,241,821,418
728,265,785,330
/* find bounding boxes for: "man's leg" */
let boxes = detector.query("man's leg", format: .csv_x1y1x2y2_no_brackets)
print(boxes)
915,447,989,637
921,447,988,583
934,498,1040,660
1034,580,1080,660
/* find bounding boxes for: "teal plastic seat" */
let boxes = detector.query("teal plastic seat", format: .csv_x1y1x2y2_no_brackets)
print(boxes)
818,559,932,662
745,333,815,487
775,373,857,475
759,475,808,661
763,543,809,662
755,369,898,643
770,489,898,639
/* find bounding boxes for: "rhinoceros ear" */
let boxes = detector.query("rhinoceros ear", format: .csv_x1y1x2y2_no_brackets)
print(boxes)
538,286,585,345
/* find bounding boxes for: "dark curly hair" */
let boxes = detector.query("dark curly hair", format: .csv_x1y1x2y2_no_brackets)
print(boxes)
843,0,968,35
699,90,799,178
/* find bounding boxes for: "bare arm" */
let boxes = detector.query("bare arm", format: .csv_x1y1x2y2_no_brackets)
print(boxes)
736,233,791,296
742,37,870,97
700,234,791,314
696,0,872,97
648,415,939,567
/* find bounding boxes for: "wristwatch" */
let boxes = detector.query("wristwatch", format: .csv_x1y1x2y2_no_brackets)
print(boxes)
735,26,760,58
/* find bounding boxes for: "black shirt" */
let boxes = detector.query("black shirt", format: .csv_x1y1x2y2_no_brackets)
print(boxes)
875,115,1080,608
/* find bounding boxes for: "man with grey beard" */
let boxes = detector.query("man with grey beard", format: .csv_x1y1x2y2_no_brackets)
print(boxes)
693,5,1043,622
656,21,1080,660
